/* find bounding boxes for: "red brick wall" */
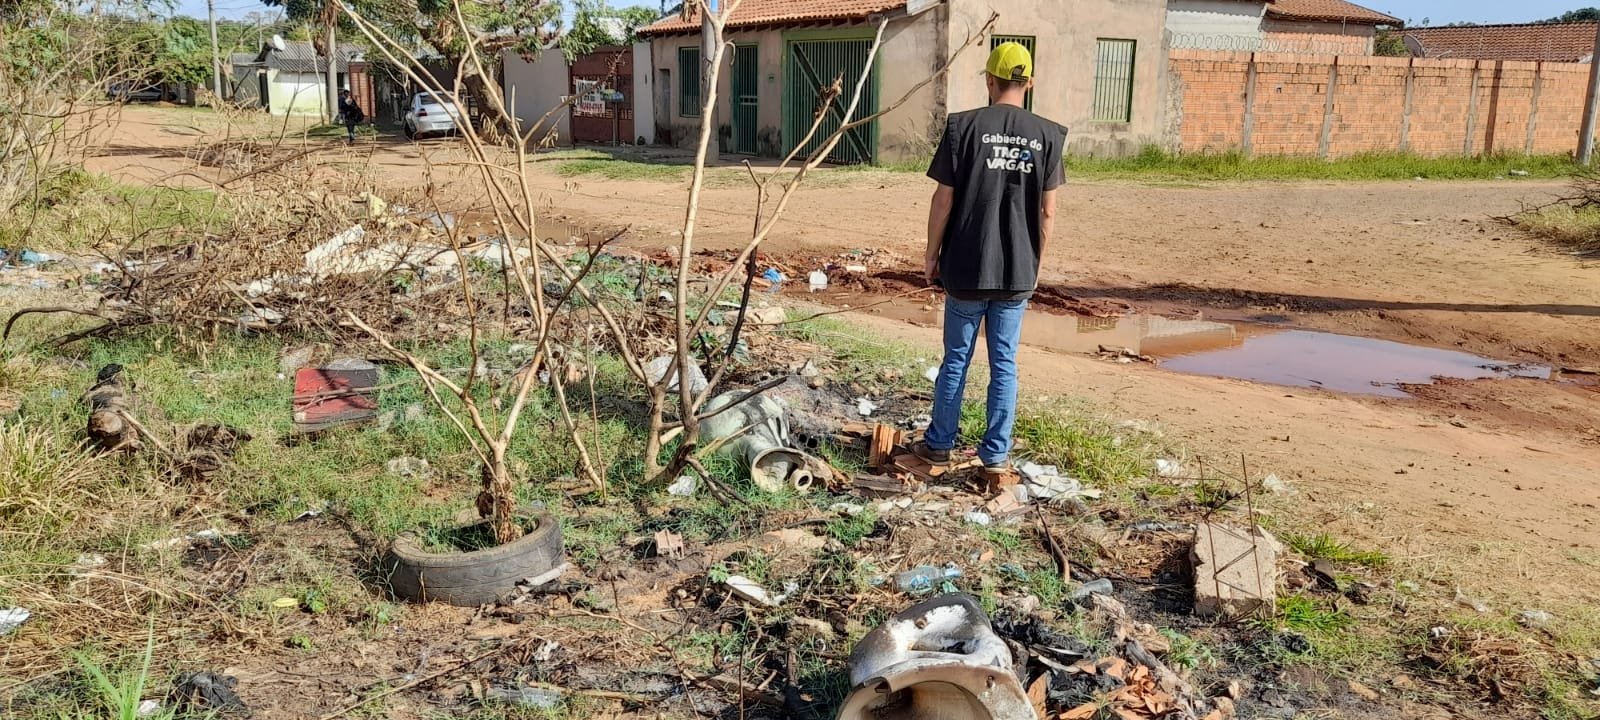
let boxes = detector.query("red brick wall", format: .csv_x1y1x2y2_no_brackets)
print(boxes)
1169,50,1590,157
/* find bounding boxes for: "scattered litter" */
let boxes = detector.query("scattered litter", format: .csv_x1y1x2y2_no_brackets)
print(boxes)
761,268,785,284
748,307,787,326
1155,458,1184,478
922,366,939,382
1517,609,1553,629
1261,473,1294,495
1017,462,1101,502
1509,169,1530,177
894,564,961,595
844,264,868,273
644,356,709,395
700,390,820,493
985,489,1029,519
292,507,323,522
798,360,821,379
0,607,31,635
653,530,684,559
855,398,878,417
420,210,457,232
963,510,992,526
1454,589,1490,613
16,249,52,266
136,699,162,718
830,502,866,516
808,270,828,292
1070,578,1115,600
518,563,569,590
667,475,698,497
385,457,431,479
70,553,108,574
272,597,298,609
292,359,380,433
487,686,563,710
1129,521,1189,534
723,574,779,607
167,671,247,716
1429,625,1451,639
142,529,224,551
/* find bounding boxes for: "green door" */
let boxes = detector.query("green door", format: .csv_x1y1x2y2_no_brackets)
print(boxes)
784,38,878,165
733,44,759,155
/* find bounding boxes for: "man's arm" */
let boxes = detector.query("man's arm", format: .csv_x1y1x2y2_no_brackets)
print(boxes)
926,184,955,285
1039,188,1058,258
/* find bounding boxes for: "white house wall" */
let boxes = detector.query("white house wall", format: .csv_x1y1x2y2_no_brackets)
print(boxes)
632,41,654,144
268,70,328,117
502,49,573,145
1166,0,1267,48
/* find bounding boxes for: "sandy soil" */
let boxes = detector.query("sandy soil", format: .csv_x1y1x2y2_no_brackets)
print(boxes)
83,108,1600,607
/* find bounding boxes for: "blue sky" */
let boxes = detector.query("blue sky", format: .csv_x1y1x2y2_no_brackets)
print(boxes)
178,0,1591,26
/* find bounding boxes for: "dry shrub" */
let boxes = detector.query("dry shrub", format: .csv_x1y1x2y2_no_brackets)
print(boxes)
0,423,105,546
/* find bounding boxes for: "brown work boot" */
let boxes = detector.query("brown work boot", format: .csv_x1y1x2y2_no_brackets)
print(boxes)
910,440,950,465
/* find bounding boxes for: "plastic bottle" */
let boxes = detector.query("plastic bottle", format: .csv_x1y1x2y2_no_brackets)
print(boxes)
895,564,962,595
808,270,828,292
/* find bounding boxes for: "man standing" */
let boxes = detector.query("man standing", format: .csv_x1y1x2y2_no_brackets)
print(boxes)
338,89,364,144
915,41,1065,479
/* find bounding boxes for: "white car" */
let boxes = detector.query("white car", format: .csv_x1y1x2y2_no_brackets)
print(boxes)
403,91,466,139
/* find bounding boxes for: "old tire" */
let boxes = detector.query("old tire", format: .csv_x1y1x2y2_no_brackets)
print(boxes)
386,510,563,607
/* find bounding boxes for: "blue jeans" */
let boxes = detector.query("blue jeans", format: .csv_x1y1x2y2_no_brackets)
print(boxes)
925,296,1026,466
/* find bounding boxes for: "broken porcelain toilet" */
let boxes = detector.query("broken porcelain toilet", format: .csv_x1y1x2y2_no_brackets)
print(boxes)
839,593,1036,720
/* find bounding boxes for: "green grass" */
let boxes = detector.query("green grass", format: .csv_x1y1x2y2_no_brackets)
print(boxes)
0,171,226,252
823,507,878,547
1064,147,1577,182
1285,532,1391,569
850,146,1577,182
68,628,174,720
1510,203,1600,256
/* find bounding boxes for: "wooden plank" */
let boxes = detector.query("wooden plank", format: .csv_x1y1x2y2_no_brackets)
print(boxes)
852,473,920,498
869,423,899,470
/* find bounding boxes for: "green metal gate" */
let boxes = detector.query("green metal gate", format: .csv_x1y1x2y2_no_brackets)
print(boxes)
733,44,759,155
783,38,878,165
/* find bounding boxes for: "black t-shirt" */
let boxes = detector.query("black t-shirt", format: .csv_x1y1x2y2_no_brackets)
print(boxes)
927,104,1066,300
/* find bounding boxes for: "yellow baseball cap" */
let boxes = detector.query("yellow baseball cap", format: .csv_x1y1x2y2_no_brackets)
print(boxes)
986,41,1033,81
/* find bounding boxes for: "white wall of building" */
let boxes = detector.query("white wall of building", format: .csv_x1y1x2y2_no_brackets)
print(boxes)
1167,0,1267,49
631,41,654,144
268,70,328,117
502,50,573,144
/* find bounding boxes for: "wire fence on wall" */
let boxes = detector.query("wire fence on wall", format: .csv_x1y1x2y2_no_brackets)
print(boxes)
1167,31,1375,56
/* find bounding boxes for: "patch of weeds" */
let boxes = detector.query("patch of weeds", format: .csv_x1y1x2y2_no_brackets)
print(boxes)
824,508,878,547
1012,404,1154,486
1160,629,1218,671
72,628,176,720
1191,479,1240,511
1065,146,1577,182
555,157,690,182
1509,203,1600,257
1028,570,1066,608
1285,532,1390,569
561,510,634,571
979,526,1024,553
287,632,316,650
1276,594,1354,633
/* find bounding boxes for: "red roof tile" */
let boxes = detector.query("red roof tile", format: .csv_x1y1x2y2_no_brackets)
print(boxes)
640,0,908,36
1399,22,1598,62
1266,0,1399,26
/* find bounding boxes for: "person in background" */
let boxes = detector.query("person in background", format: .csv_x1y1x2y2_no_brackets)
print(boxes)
914,41,1067,482
338,89,364,144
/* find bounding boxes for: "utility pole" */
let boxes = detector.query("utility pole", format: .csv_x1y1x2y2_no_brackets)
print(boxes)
325,22,338,125
208,0,223,103
1579,21,1600,164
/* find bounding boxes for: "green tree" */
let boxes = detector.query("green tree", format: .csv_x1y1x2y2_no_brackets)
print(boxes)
559,1,659,62
160,17,212,85
1374,28,1407,57
1545,8,1600,22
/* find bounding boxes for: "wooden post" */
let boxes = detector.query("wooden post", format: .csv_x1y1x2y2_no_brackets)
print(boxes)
1578,21,1600,163
1526,61,1545,154
1463,60,1481,156
1241,52,1258,157
1318,55,1339,159
1399,57,1415,152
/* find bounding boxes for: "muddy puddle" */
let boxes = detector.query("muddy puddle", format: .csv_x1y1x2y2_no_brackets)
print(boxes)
811,291,1555,398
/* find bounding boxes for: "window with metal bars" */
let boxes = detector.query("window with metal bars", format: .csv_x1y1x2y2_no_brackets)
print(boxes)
678,46,701,117
989,34,1035,111
1092,39,1136,123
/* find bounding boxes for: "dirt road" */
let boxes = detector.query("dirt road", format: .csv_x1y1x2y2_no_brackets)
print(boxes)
86,109,1600,605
